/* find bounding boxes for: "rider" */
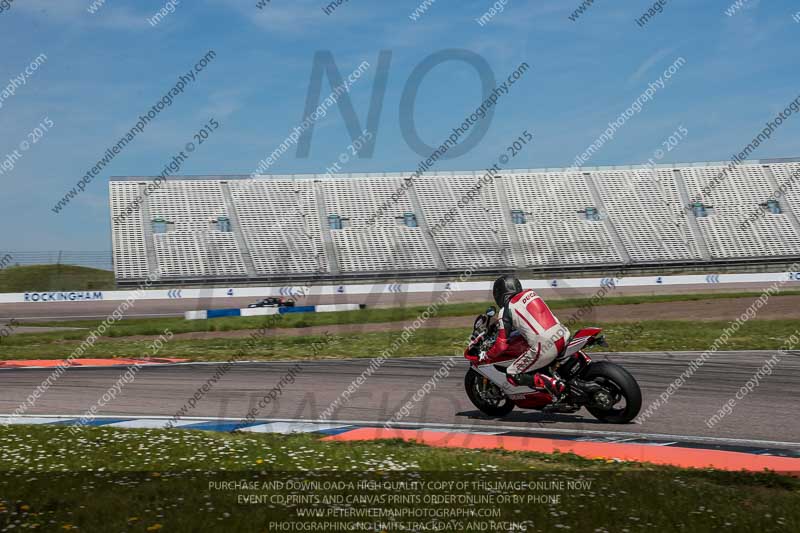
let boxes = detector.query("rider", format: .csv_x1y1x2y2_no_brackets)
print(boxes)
479,275,570,401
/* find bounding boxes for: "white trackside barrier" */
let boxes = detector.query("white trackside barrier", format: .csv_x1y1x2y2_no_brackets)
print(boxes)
184,303,363,321
2,272,799,305
239,307,281,317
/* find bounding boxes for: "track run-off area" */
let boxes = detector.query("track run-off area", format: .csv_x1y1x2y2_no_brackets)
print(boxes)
1,351,798,457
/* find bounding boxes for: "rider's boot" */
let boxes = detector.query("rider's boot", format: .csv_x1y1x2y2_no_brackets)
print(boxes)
534,373,566,402
507,373,566,403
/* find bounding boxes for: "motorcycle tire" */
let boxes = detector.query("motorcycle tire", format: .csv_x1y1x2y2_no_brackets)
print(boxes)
464,369,515,417
583,362,642,423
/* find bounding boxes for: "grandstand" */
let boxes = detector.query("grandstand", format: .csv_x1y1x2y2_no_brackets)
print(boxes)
108,158,800,286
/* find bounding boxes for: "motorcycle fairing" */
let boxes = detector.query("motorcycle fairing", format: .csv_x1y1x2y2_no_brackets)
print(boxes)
471,359,554,404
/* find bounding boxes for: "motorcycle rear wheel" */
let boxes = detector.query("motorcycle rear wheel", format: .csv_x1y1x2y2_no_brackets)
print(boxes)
583,362,642,423
464,369,515,417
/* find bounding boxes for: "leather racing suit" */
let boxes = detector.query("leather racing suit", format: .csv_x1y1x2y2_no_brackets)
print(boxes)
484,289,570,393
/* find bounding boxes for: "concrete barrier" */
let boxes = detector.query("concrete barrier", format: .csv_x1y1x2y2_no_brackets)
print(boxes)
6,272,799,305
184,303,363,321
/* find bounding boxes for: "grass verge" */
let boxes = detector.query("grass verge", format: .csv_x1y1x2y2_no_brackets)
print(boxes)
0,424,797,532
0,265,115,292
0,319,798,361
20,289,800,339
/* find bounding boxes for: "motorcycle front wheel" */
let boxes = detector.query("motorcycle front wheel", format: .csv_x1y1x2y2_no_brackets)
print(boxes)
464,369,515,417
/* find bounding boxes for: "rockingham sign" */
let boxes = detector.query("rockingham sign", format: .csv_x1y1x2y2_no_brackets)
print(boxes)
24,291,104,302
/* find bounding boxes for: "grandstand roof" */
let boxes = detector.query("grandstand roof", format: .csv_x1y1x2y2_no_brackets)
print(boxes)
109,157,800,183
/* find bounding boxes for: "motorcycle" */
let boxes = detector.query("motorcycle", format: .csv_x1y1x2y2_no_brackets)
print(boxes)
463,307,642,423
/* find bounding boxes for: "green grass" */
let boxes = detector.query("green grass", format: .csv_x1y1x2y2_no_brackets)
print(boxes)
5,289,800,362
0,264,115,292
28,302,491,336
24,289,800,339
1,319,798,361
0,424,796,532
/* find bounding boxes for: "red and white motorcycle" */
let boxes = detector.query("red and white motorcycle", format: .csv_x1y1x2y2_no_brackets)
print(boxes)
463,307,642,423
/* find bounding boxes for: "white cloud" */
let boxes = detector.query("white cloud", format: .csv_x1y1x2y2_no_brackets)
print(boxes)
628,47,676,84
201,88,246,120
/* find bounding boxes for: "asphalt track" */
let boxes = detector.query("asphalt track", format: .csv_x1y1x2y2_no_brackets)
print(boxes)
0,282,779,321
1,351,798,453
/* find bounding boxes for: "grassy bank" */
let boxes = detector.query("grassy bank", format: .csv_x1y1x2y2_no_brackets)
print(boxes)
1,319,798,361
0,264,115,292
0,425,796,532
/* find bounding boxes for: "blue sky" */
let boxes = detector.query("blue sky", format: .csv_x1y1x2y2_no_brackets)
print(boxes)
0,0,798,251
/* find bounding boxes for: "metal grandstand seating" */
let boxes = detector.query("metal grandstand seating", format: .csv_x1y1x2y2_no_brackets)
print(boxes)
681,164,800,258
590,168,704,263
110,181,150,280
320,178,438,273
505,171,622,266
768,161,800,229
108,158,800,285
229,179,329,276
414,174,513,270
146,181,247,279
